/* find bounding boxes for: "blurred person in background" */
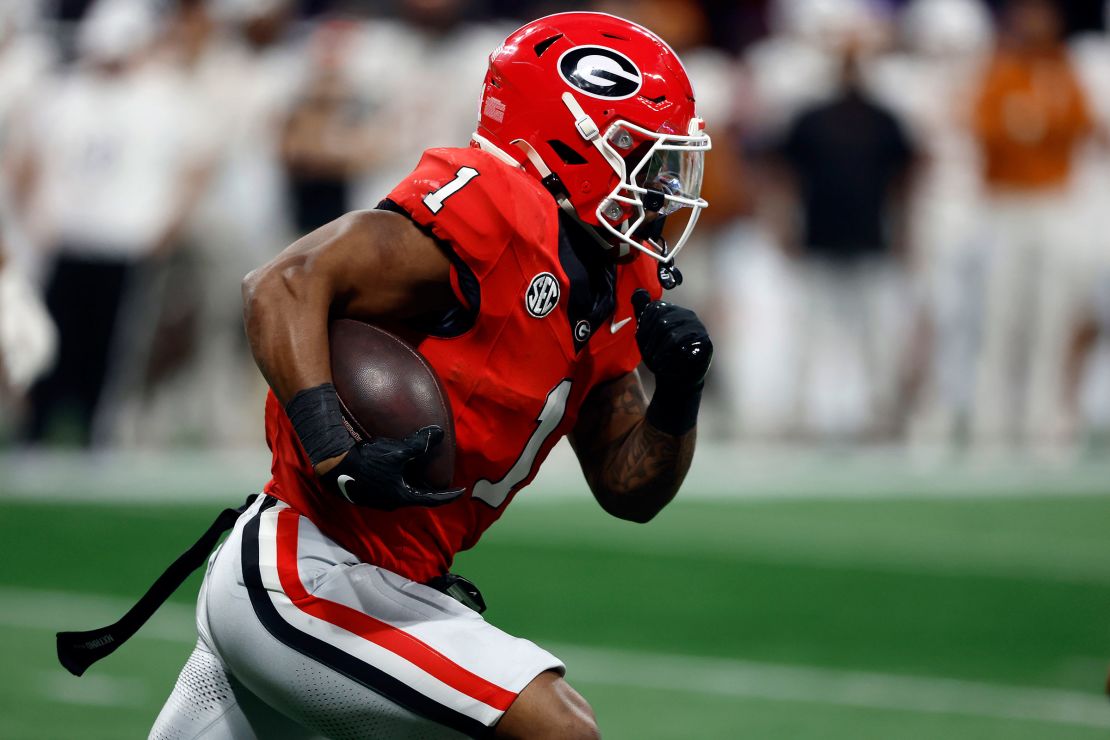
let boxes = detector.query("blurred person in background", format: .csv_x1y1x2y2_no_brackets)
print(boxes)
182,0,300,268
591,0,751,436
0,247,57,405
281,18,376,236
0,3,57,425
970,0,1096,452
1061,0,1110,442
0,195,57,422
744,0,876,137
1060,285,1110,447
870,0,993,451
774,34,917,439
13,0,215,447
110,0,302,448
0,2,54,210
344,0,512,209
716,0,876,439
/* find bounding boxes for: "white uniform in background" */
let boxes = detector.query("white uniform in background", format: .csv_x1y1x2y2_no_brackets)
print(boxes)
22,38,215,444
0,4,54,271
0,6,57,398
1069,22,1110,432
968,43,1095,451
0,190,56,397
346,18,512,208
659,44,742,436
972,189,1090,450
0,261,56,395
27,66,210,261
714,2,848,439
870,0,993,445
734,0,909,440
134,25,304,449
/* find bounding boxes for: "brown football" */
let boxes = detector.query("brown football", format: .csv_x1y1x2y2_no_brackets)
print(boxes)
328,319,455,488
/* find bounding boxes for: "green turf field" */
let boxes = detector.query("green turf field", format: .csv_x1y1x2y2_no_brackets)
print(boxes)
2,490,1109,738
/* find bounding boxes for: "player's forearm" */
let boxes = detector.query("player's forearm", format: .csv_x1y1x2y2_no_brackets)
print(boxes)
588,420,695,523
584,288,710,522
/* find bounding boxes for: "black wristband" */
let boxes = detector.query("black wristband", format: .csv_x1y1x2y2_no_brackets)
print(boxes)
646,381,703,437
284,383,355,466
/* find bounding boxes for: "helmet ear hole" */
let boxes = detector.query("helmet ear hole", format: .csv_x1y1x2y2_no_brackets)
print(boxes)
547,139,589,165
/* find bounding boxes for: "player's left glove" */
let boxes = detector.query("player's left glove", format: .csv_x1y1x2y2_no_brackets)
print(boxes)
631,288,713,436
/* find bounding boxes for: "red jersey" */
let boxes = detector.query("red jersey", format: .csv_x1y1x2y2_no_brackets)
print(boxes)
263,145,661,583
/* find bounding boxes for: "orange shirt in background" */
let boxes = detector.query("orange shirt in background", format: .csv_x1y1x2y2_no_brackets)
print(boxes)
973,48,1093,191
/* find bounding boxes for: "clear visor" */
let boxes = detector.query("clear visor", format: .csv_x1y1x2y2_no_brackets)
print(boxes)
635,146,705,216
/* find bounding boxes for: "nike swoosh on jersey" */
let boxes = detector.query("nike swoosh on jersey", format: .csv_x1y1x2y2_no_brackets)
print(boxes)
610,317,632,334
337,474,356,502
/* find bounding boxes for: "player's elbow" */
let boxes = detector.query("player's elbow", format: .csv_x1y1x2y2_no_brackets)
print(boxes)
241,265,279,334
593,488,669,524
241,268,286,350
241,266,263,312
242,255,311,324
623,503,667,524
619,507,661,524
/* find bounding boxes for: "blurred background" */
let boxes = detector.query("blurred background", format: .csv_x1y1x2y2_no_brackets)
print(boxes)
2,0,1110,738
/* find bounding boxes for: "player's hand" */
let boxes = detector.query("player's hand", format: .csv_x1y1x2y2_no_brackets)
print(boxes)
631,288,712,390
318,426,465,510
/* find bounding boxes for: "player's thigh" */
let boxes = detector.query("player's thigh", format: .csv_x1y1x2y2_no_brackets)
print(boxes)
202,502,462,738
204,497,562,738
495,671,599,740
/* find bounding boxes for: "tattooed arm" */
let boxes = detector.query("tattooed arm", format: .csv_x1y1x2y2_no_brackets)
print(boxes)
568,370,696,523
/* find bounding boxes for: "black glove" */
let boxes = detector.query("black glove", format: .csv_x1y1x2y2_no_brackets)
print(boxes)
631,288,713,389
631,288,712,436
319,425,465,511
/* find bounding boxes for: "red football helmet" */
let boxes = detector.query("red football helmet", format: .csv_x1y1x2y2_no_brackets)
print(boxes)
473,12,711,262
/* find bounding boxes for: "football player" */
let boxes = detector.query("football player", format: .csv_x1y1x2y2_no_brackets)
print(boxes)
152,12,712,739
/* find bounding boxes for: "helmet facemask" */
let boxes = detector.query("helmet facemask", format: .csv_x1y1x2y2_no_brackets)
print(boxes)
560,92,711,262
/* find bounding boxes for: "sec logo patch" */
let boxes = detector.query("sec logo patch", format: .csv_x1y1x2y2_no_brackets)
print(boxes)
525,272,560,318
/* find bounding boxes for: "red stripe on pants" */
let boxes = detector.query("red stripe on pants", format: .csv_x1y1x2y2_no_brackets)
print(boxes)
274,508,517,712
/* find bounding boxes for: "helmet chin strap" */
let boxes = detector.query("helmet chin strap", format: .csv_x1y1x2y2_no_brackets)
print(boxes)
509,137,630,257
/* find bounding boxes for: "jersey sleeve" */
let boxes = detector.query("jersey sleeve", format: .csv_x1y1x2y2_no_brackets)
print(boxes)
382,148,540,282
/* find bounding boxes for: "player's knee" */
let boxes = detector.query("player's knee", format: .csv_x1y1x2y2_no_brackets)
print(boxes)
496,671,600,739
563,712,601,740
547,692,600,740
551,719,600,740
521,703,599,740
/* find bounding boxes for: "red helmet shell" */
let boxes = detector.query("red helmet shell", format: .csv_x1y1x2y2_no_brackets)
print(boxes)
477,12,700,226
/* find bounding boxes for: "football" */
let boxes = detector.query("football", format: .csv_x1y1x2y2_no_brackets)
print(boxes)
328,319,455,489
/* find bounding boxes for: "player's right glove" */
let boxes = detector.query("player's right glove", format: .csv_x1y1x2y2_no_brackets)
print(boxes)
631,288,713,436
318,426,465,511
284,383,464,510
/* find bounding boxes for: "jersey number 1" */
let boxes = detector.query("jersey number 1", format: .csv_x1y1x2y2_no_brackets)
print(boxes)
422,167,479,214
472,379,573,508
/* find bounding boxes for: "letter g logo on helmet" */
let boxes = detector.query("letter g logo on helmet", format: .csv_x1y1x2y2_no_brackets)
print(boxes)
557,46,642,100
